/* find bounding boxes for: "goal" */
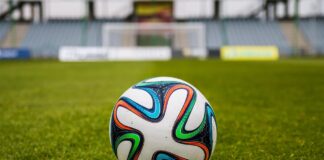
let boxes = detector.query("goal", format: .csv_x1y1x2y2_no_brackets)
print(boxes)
102,23,207,58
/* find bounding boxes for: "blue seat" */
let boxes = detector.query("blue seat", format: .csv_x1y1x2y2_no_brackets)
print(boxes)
20,20,106,57
206,21,223,50
224,19,292,55
299,19,324,54
0,21,10,41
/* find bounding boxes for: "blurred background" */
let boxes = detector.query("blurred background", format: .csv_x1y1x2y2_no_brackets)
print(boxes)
0,0,323,60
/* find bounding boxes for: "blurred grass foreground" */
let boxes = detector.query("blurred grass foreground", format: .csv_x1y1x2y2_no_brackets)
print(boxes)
0,59,323,159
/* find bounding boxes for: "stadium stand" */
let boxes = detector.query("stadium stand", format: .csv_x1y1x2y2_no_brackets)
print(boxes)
205,21,223,50
280,21,313,54
1,0,324,58
87,21,104,46
20,19,294,57
299,19,324,54
20,20,107,57
0,21,10,42
21,20,81,57
223,19,292,55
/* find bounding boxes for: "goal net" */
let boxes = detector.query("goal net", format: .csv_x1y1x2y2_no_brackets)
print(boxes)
102,23,207,58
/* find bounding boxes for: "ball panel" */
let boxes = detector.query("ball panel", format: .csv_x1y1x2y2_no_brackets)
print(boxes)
185,91,206,131
117,107,149,132
121,88,153,109
135,88,204,159
160,89,188,126
211,118,217,155
117,141,132,160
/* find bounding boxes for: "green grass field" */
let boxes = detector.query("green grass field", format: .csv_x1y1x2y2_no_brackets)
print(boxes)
0,59,323,159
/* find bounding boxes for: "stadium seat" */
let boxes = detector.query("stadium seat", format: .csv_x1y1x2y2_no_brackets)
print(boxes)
205,21,223,50
19,19,310,57
299,19,324,54
0,21,10,42
223,19,292,55
20,20,108,57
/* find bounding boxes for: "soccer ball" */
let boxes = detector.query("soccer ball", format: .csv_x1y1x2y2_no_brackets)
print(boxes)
109,77,217,160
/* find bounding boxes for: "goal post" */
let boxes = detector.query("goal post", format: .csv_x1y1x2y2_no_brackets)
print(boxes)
102,23,207,58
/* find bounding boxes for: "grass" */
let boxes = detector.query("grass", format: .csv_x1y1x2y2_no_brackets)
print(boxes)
0,59,323,159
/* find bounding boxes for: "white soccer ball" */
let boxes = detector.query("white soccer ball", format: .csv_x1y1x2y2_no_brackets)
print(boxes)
109,77,217,160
